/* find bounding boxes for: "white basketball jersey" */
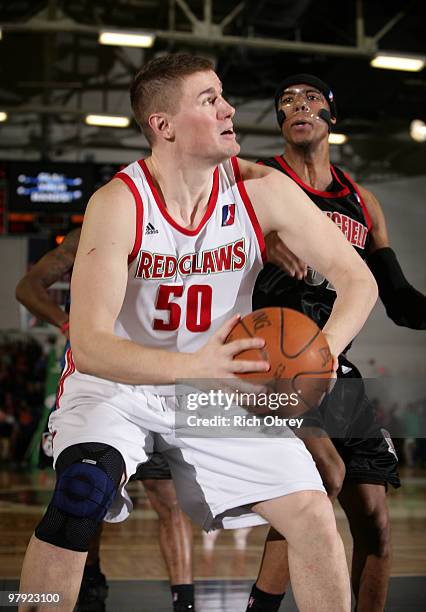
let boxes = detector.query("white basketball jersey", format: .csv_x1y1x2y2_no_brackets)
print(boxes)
56,157,266,404
113,157,266,353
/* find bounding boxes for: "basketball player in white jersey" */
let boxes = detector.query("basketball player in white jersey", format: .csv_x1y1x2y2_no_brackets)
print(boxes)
19,54,377,612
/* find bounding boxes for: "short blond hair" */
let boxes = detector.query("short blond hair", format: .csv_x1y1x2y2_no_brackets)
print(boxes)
130,53,214,145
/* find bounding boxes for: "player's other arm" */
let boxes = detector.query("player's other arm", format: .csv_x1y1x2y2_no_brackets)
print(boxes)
245,172,378,357
70,180,269,385
15,229,80,331
358,184,426,329
70,179,176,384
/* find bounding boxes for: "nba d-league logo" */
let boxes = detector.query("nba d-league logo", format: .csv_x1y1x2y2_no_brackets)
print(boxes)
222,204,235,226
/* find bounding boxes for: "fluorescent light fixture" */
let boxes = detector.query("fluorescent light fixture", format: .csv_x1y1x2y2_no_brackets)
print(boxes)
371,53,425,72
99,30,155,48
410,119,426,143
0,28,3,41
85,114,130,128
0,111,7,122
329,133,347,145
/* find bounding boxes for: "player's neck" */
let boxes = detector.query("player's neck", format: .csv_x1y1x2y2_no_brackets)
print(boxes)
283,142,333,191
144,152,217,228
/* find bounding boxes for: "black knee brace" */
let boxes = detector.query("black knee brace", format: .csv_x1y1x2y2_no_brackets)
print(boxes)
35,443,125,552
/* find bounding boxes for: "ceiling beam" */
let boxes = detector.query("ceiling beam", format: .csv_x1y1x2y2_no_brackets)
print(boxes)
0,19,378,58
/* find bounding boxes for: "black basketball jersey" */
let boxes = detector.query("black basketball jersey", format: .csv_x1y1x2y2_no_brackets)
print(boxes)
253,155,372,332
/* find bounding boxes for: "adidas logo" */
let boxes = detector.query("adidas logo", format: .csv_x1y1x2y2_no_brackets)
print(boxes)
145,222,158,235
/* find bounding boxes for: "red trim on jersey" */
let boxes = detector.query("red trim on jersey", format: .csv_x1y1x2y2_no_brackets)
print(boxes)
231,157,266,263
274,156,351,199
114,172,144,265
232,156,243,182
56,347,75,410
138,159,219,236
342,171,372,230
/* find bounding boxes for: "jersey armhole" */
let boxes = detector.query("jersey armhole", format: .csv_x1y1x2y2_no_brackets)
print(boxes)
114,172,144,265
342,171,372,230
230,157,267,264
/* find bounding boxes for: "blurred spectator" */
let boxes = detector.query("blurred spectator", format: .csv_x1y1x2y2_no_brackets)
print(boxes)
0,336,46,464
0,400,16,461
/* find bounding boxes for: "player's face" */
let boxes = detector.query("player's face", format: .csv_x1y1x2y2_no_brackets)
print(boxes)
278,84,330,147
171,70,239,163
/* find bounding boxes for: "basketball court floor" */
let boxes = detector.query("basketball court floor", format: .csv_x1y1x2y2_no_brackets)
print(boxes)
1,466,425,611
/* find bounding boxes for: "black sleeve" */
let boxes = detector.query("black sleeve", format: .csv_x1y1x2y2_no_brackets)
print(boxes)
367,247,426,330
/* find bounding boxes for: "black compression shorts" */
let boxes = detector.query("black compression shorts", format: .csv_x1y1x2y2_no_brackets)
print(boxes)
303,355,400,488
131,452,172,481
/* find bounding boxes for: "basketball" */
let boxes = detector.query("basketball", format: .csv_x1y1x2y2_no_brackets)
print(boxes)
226,307,334,412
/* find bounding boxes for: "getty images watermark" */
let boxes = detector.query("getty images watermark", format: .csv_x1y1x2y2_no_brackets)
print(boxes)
173,382,313,438
173,377,426,440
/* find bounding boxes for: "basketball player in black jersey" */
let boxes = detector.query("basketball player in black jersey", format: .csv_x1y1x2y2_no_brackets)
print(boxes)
246,74,426,612
16,231,195,612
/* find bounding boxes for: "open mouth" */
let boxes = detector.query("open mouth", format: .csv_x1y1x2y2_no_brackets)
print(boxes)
220,127,235,135
291,119,311,128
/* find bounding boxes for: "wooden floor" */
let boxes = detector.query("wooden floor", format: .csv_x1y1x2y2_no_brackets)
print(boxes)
1,466,425,581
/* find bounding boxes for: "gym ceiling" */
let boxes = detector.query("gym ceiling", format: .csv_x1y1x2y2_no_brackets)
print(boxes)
0,0,424,179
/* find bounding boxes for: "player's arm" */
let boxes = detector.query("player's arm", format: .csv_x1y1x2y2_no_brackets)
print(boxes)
15,229,80,331
70,180,269,385
357,184,426,329
245,171,378,357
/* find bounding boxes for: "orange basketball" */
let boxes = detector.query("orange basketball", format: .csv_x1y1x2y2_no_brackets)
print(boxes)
225,307,333,412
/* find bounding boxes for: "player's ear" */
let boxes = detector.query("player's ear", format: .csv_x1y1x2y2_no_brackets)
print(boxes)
148,113,175,141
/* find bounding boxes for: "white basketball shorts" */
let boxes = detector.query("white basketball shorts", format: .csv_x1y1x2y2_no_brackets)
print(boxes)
50,373,325,530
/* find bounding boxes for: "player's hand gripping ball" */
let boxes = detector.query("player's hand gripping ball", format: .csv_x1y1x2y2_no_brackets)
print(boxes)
226,307,333,415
